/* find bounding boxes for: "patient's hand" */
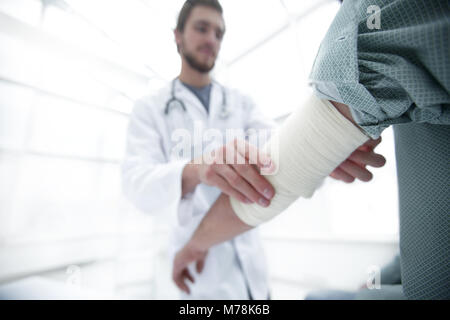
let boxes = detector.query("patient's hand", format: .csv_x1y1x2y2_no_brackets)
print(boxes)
172,242,208,294
172,194,252,294
330,137,386,183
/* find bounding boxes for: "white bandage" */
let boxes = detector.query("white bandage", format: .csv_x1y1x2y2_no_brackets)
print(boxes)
230,94,369,226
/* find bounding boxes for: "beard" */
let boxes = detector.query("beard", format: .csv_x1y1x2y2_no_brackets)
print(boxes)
180,44,216,74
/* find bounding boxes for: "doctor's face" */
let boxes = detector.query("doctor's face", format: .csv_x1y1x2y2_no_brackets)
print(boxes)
176,6,225,73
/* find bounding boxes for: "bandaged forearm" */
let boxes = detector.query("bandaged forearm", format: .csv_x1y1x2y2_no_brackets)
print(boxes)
230,94,369,226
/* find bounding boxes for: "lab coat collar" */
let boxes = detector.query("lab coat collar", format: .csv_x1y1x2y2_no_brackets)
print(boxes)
174,78,208,118
173,79,224,120
208,80,226,123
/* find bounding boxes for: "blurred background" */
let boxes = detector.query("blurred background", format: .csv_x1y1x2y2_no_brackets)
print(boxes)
0,0,399,299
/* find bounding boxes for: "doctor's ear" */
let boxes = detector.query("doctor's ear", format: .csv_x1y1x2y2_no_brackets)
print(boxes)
174,29,182,44
174,29,183,53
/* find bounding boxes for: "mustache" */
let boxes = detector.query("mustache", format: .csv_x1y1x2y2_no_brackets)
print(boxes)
198,45,215,53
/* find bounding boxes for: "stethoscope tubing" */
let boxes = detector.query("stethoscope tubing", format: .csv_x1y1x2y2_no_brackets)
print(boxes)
165,78,229,119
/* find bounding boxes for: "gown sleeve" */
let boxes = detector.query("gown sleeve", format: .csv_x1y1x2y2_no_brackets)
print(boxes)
309,0,450,138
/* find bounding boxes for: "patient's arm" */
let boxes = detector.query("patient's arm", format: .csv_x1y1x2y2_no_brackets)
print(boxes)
331,101,357,125
172,99,384,293
172,193,248,293
182,101,381,246
187,193,248,252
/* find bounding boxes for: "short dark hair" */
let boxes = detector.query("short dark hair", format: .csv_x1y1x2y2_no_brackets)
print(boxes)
175,0,223,32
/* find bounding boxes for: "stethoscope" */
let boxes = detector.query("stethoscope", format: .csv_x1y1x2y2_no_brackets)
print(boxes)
164,78,230,119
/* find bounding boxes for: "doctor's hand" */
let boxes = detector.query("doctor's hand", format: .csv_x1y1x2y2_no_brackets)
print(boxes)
330,137,386,183
183,139,276,207
172,242,208,294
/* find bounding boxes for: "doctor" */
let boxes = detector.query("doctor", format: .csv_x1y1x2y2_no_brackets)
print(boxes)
122,0,384,299
122,0,275,300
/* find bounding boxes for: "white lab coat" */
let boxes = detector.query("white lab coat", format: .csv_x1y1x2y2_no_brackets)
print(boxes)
122,79,275,300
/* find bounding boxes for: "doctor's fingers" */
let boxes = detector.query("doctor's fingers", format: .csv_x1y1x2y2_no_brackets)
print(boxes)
329,167,355,183
213,164,270,206
233,139,275,172
358,137,382,152
338,160,373,182
206,172,251,204
231,154,274,201
348,149,386,168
